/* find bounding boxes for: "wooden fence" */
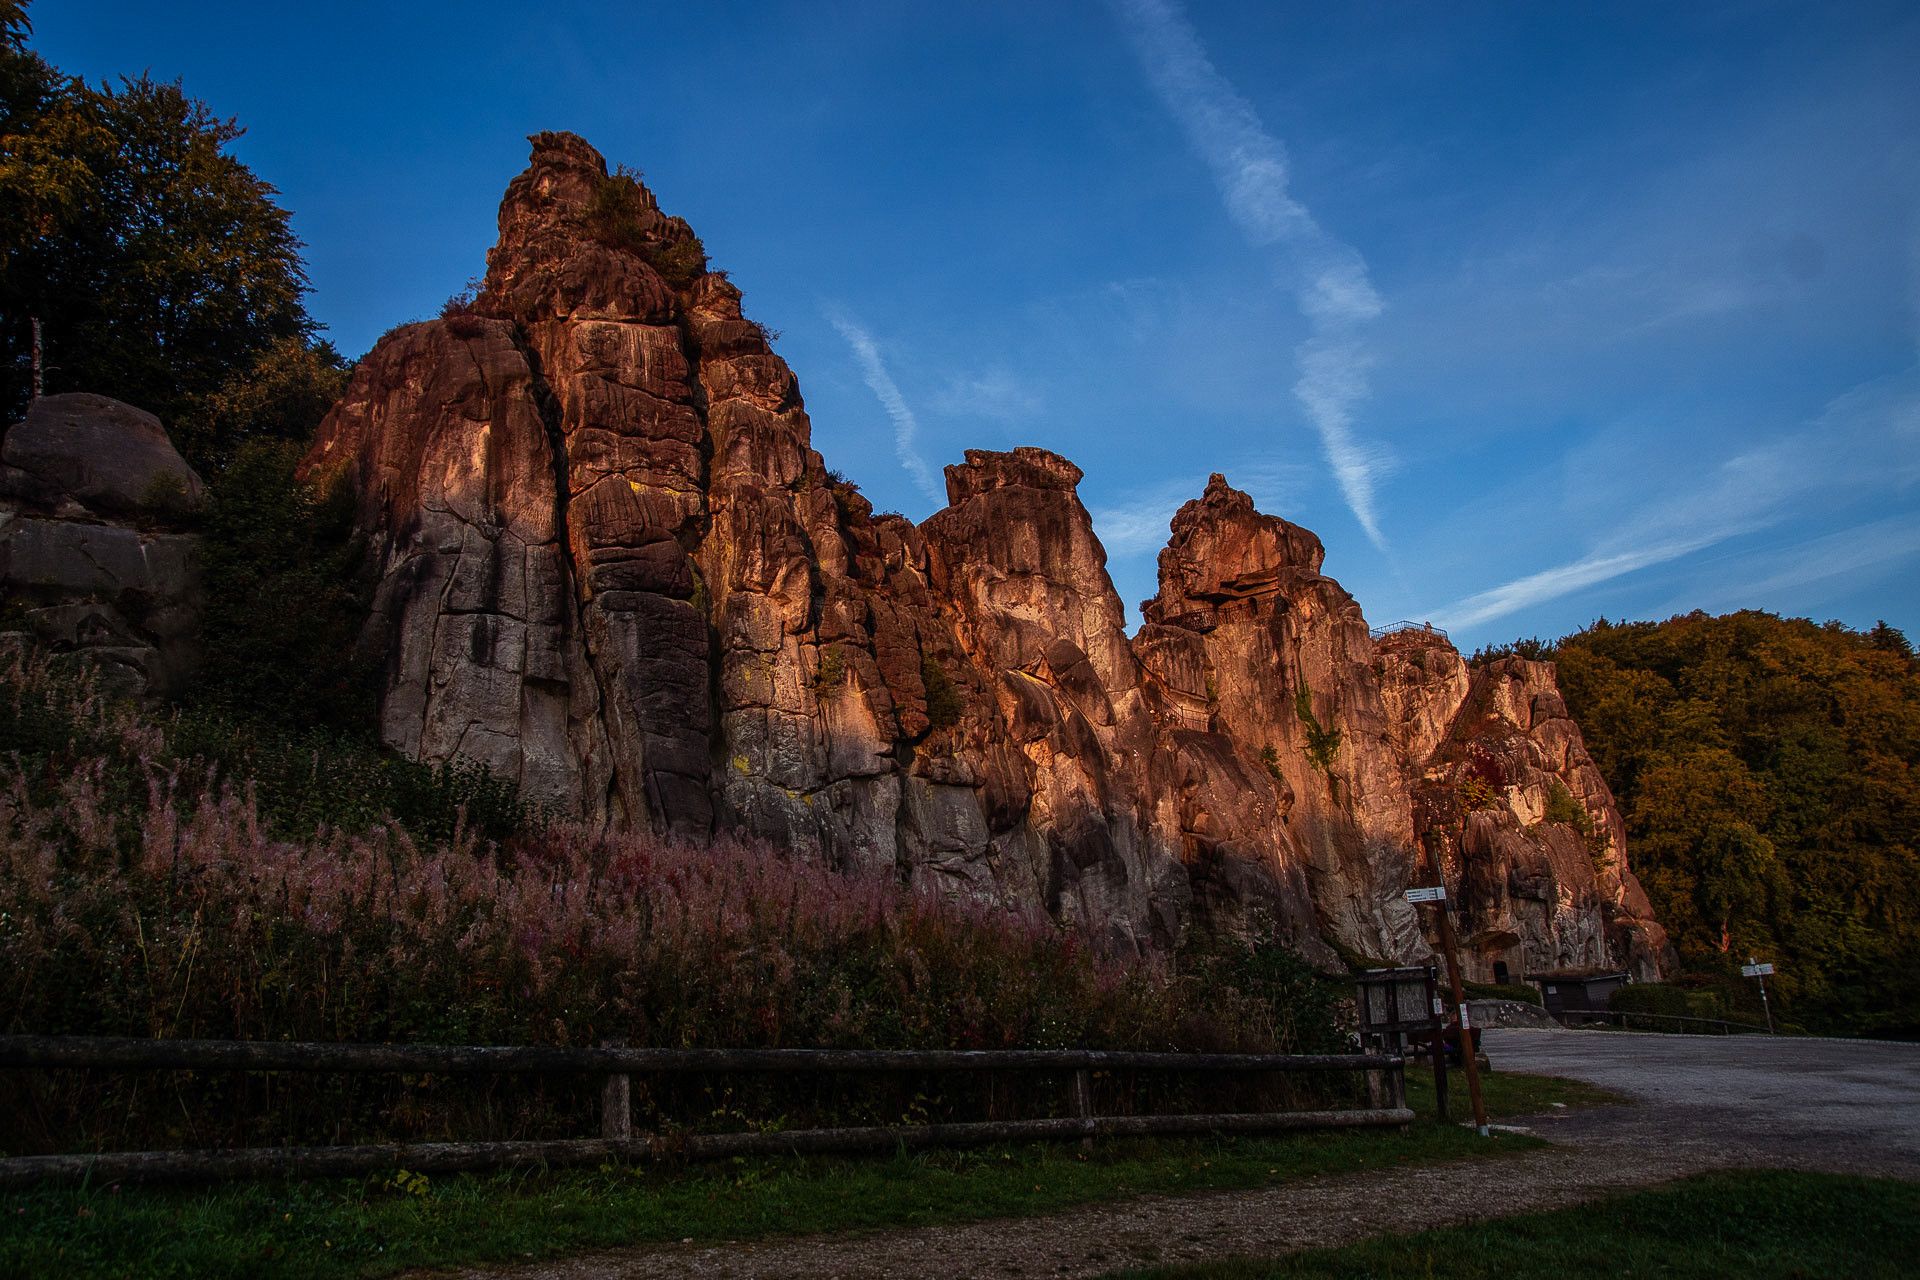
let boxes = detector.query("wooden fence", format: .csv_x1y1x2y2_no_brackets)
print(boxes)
0,1036,1410,1186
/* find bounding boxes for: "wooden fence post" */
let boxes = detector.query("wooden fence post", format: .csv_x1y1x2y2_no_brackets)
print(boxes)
1071,1067,1093,1148
600,1040,631,1143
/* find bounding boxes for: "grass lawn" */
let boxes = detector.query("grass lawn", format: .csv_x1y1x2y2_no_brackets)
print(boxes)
0,1071,1599,1279
1103,1169,1920,1279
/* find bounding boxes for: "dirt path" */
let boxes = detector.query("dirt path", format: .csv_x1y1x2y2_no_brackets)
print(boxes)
418,1029,1920,1280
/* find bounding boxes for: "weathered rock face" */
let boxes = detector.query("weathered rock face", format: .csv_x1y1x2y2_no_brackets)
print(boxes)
304,133,1667,975
1407,657,1671,980
1,393,203,699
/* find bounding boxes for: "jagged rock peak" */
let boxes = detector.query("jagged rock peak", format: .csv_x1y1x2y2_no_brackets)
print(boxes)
302,132,1671,979
1143,472,1325,624
480,132,701,329
944,446,1085,505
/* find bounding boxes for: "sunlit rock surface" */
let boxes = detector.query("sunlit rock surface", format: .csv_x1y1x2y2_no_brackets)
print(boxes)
304,133,1668,975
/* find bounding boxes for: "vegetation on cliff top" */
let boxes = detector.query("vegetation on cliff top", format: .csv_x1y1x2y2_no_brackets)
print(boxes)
1477,611,1920,1037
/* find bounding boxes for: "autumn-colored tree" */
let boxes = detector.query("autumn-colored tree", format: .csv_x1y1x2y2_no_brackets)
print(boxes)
1501,611,1920,1036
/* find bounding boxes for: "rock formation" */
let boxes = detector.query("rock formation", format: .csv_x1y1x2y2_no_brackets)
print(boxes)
302,133,1668,976
1,393,204,699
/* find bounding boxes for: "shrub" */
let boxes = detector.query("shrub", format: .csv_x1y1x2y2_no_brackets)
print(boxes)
582,163,651,253
813,645,845,690
191,440,380,739
643,233,708,290
439,280,488,338
579,164,707,290
1458,776,1498,810
1609,982,1757,1030
921,653,963,729
0,641,526,844
1293,684,1341,772
1177,920,1350,1055
1258,745,1283,781
1542,780,1611,868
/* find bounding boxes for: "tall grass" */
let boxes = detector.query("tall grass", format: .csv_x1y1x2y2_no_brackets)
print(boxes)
0,644,1353,1152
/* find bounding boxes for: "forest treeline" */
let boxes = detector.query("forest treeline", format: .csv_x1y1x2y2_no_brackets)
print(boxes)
1477,613,1920,1037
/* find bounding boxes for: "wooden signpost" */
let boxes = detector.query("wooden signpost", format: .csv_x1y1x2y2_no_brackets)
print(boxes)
1411,837,1489,1137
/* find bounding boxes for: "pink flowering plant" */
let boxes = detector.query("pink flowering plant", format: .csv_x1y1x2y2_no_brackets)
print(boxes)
0,644,1351,1150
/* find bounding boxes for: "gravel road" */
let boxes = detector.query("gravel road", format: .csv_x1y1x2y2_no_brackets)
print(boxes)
414,1028,1920,1280
1487,1027,1920,1176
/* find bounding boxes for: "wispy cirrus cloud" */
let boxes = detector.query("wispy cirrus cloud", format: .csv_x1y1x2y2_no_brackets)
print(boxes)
1438,534,1731,630
1090,461,1313,556
1431,367,1920,631
928,368,1042,423
824,309,943,503
1672,514,1920,617
1111,0,1390,550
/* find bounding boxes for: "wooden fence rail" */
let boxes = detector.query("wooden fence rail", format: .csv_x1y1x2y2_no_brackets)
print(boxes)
1555,1009,1770,1035
0,1035,1410,1186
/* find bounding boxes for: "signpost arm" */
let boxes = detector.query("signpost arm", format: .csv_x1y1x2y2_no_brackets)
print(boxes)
1420,835,1488,1137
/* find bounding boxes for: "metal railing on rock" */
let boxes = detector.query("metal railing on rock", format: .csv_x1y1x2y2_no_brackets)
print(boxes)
0,1035,1411,1185
1368,621,1451,643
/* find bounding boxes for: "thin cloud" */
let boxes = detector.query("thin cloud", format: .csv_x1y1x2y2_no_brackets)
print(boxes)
1429,369,1920,632
1681,515,1920,614
1111,0,1389,550
1090,461,1313,556
1439,534,1729,631
824,309,943,503
928,368,1043,423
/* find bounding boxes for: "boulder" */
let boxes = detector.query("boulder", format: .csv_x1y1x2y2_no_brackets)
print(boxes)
2,393,205,516
0,394,204,699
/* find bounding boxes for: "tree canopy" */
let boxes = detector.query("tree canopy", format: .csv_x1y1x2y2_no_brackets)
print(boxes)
0,4,341,465
1484,612,1920,1037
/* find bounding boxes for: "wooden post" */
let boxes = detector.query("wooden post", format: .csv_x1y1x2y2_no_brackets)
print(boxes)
1071,1067,1093,1148
1423,964,1448,1122
600,1039,631,1143
1419,836,1488,1137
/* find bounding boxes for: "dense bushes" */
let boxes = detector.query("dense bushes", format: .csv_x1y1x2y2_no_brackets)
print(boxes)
1609,978,1772,1031
191,441,382,739
2,644,524,844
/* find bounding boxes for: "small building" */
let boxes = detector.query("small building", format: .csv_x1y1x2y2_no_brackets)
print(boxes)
1528,970,1630,1018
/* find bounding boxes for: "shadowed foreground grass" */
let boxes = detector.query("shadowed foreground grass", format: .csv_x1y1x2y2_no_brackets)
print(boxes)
0,1072,1597,1279
1105,1169,1920,1279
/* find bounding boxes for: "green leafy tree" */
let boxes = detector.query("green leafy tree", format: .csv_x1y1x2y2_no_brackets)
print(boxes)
1,7,319,460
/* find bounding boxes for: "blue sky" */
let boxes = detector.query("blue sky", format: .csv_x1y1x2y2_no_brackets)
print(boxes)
41,0,1920,646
